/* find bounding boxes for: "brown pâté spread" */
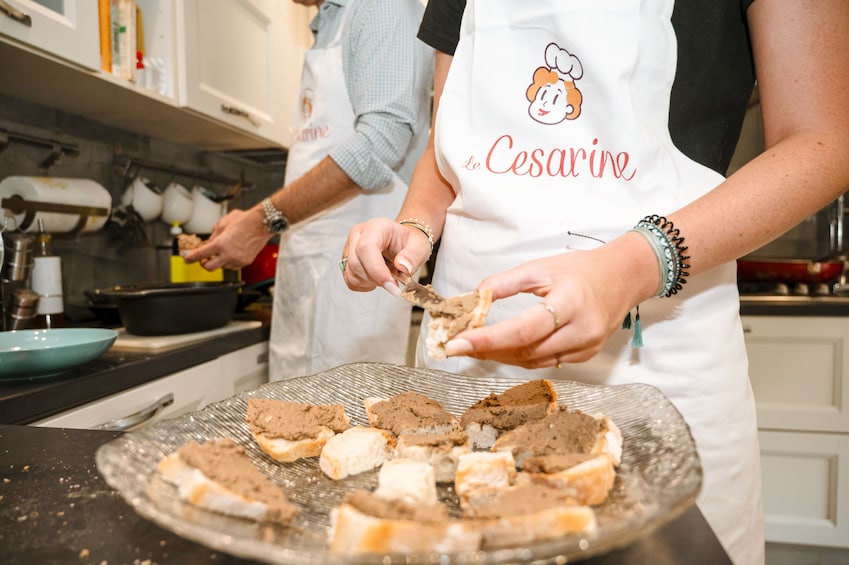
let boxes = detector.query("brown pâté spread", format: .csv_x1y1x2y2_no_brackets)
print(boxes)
397,429,468,449
177,438,299,524
369,391,458,435
344,490,449,522
461,484,577,519
246,398,350,440
427,291,481,336
495,406,605,458
460,379,555,430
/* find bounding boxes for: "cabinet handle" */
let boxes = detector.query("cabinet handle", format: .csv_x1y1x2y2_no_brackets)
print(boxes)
220,104,261,127
0,0,32,27
94,393,175,432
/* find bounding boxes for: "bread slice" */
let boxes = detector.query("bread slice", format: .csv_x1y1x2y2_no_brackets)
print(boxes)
246,398,351,463
363,391,459,436
515,452,616,506
374,458,439,505
425,288,493,361
329,490,481,555
460,484,597,549
177,233,203,252
395,430,470,483
157,438,299,525
492,406,620,468
461,379,558,450
454,451,517,507
319,426,396,480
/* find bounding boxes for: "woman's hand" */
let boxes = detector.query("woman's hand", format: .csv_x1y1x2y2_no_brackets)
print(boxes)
182,207,271,271
445,232,658,368
341,217,433,296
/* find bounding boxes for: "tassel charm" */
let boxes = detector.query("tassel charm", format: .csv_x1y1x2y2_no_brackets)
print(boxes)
621,311,632,330
630,306,643,348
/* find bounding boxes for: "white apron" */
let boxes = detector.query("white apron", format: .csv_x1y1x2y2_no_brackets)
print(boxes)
423,2,764,563
270,1,414,380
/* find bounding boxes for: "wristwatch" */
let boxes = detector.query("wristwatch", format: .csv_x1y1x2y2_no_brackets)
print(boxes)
261,198,289,233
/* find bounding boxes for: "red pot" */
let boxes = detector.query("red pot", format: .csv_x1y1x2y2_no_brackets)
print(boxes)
241,243,278,289
737,258,845,284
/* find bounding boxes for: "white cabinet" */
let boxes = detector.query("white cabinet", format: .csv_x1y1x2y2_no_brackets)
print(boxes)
33,341,269,430
0,0,99,70
743,316,849,548
177,0,312,146
0,0,313,149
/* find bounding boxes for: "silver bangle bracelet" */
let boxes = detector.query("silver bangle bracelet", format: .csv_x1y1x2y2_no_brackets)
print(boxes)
632,215,690,297
398,218,434,254
631,225,671,298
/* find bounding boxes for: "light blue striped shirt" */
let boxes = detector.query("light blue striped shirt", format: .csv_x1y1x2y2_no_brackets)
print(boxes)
309,0,432,190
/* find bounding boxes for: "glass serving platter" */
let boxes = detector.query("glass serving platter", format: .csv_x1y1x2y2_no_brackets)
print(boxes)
95,362,702,564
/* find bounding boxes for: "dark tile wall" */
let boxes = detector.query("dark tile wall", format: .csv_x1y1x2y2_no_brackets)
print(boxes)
0,94,284,319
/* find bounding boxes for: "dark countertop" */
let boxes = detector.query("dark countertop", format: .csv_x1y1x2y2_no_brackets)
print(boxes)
0,424,732,565
0,311,271,425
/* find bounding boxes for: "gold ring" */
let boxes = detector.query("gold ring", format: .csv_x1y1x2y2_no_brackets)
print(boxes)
555,354,562,369
339,257,348,272
542,302,561,329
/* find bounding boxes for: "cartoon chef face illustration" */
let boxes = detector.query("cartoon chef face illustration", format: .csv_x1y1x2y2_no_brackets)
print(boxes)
526,42,583,125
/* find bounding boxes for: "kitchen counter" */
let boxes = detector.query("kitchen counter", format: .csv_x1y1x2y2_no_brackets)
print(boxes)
740,295,849,316
0,311,270,425
0,424,731,565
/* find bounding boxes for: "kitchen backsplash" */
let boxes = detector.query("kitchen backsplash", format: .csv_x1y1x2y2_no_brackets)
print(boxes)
0,94,284,319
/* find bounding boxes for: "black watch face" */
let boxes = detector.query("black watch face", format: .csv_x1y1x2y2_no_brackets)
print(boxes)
267,218,288,233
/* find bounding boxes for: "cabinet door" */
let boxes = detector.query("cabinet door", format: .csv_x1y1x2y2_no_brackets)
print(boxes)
0,0,99,70
218,341,269,397
760,430,849,548
178,0,312,147
32,358,222,430
743,316,849,433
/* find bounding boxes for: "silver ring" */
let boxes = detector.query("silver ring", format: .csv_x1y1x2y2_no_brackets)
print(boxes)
542,302,561,329
339,256,348,272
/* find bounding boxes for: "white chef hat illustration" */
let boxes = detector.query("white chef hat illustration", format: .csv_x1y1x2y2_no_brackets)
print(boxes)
544,42,583,81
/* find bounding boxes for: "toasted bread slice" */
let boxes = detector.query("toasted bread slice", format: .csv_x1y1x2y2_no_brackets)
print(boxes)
246,398,350,463
363,391,459,436
461,379,558,449
454,451,517,507
461,484,597,549
395,430,470,483
157,438,299,525
425,288,493,361
329,491,481,555
375,458,439,505
319,426,396,480
492,406,620,468
516,452,616,506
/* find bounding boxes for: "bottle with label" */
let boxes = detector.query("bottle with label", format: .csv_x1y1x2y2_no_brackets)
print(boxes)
30,221,66,329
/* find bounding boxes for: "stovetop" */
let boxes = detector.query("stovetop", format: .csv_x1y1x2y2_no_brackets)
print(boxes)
738,281,849,316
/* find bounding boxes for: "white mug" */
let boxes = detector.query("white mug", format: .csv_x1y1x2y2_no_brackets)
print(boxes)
183,185,224,234
160,182,194,225
121,177,164,222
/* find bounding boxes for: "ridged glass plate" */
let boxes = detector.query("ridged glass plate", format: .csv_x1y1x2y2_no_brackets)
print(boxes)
95,362,702,564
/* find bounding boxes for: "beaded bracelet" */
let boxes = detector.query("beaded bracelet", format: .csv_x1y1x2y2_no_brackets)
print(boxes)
630,215,690,297
399,218,435,255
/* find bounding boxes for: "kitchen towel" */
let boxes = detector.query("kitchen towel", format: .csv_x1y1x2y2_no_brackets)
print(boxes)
0,176,112,233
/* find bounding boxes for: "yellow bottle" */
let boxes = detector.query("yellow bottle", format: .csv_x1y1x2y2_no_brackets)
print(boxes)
169,222,223,283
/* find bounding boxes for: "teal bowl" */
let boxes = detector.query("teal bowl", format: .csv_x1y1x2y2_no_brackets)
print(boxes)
0,328,118,380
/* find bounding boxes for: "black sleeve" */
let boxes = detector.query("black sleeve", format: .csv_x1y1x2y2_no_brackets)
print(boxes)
417,0,466,55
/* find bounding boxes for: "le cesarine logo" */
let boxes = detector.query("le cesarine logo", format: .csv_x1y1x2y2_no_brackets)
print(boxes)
461,41,636,182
